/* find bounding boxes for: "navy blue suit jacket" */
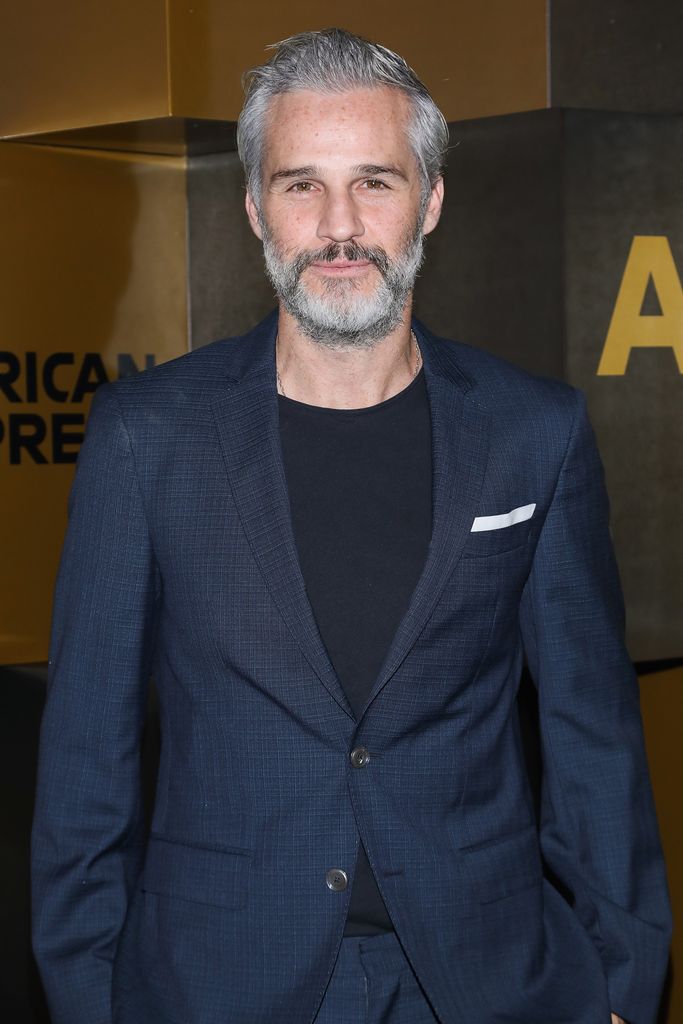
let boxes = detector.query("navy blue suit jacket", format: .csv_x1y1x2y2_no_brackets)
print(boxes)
31,312,672,1024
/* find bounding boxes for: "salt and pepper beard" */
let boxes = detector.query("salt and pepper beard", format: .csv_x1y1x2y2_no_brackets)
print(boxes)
259,202,428,350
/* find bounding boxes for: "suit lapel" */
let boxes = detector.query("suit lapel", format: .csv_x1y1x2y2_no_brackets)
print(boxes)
356,321,491,721
211,315,356,721
211,313,490,725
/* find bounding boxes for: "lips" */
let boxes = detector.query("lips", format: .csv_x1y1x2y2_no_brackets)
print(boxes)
310,260,373,271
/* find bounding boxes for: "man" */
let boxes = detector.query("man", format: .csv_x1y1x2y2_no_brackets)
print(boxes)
32,27,671,1024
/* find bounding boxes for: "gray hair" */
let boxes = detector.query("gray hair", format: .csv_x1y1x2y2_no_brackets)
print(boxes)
237,27,449,209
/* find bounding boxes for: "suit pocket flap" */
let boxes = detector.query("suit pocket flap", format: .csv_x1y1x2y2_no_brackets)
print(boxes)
461,520,533,557
459,823,543,903
141,833,251,909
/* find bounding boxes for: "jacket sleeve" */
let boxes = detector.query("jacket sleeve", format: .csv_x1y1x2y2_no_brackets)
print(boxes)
31,382,160,1024
519,388,672,1024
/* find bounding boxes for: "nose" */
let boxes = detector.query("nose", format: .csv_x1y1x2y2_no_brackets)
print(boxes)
316,188,365,244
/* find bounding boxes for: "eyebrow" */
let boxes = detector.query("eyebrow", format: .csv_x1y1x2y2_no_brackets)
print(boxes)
270,166,319,183
352,164,409,182
269,163,409,184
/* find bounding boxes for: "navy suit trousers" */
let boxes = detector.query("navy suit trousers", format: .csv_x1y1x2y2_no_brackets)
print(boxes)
314,932,439,1024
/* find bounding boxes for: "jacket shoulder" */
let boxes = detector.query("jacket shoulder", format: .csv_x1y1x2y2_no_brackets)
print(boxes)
425,329,580,420
102,310,278,413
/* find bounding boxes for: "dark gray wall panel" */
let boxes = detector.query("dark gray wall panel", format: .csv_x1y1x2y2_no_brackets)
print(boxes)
551,0,683,114
414,111,565,380
563,111,683,660
186,151,273,347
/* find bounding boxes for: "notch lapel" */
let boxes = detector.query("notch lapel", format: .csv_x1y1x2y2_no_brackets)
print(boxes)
210,314,490,726
356,321,491,721
211,319,356,722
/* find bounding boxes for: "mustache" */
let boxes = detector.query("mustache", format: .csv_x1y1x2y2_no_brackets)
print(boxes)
291,241,390,278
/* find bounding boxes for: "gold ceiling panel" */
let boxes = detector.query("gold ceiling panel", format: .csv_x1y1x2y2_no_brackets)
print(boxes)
0,0,170,138
1,1,548,142
168,0,549,124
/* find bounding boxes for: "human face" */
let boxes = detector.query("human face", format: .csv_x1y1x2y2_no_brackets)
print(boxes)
245,87,443,348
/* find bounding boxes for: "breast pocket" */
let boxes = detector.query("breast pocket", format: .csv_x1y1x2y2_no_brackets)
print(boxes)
461,520,534,557
141,833,252,910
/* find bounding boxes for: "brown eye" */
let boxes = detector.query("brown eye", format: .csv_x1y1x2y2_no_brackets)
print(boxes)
291,181,313,192
365,179,387,190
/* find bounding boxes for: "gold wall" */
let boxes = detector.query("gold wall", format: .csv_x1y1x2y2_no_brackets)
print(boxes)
167,0,548,123
0,0,171,137
0,0,548,139
0,142,187,662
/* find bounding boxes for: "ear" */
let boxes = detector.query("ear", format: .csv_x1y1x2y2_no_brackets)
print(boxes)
422,177,444,237
245,190,263,240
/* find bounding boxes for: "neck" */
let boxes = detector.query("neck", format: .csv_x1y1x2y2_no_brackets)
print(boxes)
275,304,419,409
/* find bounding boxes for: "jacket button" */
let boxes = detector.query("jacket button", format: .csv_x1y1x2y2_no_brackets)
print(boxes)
350,746,370,768
326,868,348,892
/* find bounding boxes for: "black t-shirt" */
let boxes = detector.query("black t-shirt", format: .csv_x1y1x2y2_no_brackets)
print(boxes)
278,368,432,935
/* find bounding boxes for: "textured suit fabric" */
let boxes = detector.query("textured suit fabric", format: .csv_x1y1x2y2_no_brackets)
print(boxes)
31,311,672,1024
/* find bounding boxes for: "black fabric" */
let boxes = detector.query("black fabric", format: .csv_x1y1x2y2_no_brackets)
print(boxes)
278,369,432,935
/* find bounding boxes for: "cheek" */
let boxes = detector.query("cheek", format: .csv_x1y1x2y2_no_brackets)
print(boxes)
364,207,418,251
268,210,319,254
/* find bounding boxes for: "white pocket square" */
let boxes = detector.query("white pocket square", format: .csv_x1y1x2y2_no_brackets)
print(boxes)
471,503,536,532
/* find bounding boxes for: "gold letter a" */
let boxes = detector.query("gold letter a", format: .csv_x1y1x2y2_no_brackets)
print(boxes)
597,236,683,375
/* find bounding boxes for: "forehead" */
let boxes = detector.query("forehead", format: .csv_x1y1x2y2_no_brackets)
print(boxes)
262,86,415,169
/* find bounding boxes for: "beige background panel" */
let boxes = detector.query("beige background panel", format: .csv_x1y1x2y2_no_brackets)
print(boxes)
639,664,683,1022
0,0,170,138
0,141,188,664
167,0,548,123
